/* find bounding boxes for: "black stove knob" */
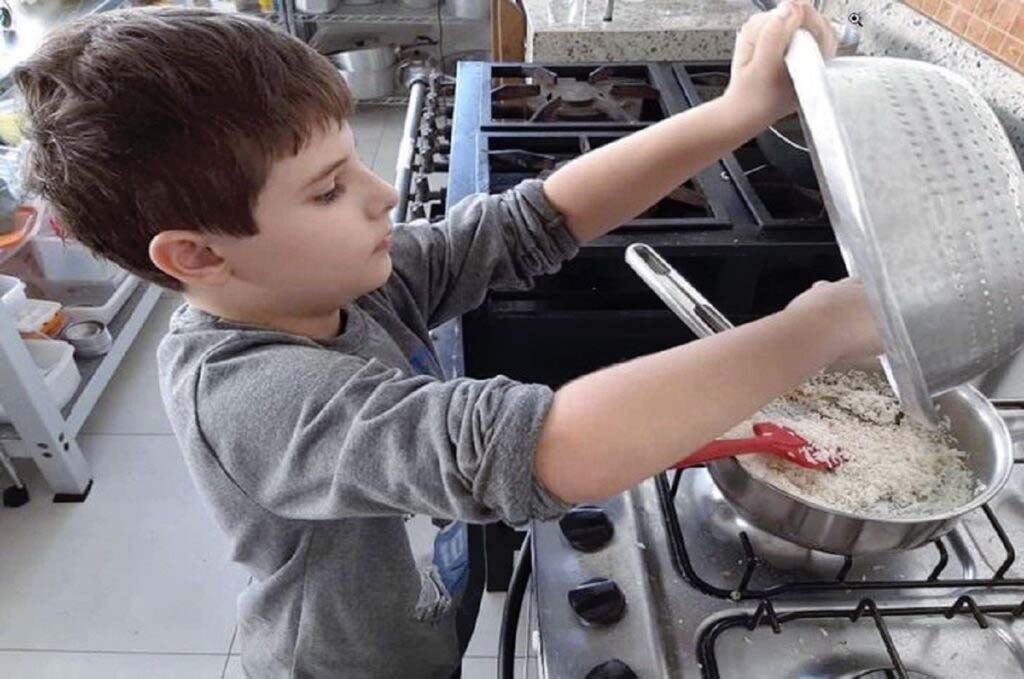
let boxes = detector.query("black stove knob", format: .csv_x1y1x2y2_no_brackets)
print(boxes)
568,577,626,626
586,659,638,679
415,176,431,202
559,505,613,552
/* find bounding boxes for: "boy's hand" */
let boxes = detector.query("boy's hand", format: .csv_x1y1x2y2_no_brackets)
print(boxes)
787,278,884,365
725,0,839,125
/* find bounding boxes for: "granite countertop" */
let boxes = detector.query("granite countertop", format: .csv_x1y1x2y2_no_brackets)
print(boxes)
523,0,757,62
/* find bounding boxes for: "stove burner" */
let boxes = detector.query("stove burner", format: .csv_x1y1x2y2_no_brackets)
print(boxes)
491,66,661,123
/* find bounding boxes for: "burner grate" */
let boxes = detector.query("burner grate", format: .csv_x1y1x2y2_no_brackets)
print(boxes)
657,460,1024,601
489,64,668,125
697,595,1024,679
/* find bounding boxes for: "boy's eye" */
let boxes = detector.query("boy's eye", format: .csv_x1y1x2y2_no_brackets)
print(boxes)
314,181,345,205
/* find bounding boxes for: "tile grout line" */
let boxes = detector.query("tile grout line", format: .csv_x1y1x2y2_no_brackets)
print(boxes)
220,626,238,679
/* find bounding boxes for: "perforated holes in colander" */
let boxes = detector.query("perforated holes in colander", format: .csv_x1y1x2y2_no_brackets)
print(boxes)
968,92,1024,353
917,70,988,368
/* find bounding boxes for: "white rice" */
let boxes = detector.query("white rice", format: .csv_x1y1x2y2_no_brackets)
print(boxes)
731,370,982,518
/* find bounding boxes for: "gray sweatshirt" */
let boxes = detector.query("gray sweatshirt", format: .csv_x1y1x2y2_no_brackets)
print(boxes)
157,180,579,679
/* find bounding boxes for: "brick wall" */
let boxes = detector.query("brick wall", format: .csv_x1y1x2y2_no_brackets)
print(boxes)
903,0,1024,71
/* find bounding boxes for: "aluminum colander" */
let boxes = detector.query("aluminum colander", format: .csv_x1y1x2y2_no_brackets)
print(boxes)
785,30,1024,425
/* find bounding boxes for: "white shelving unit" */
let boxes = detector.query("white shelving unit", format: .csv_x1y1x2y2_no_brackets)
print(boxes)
0,279,161,499
0,0,170,503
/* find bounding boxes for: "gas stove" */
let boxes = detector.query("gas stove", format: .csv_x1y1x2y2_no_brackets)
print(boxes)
528,407,1024,679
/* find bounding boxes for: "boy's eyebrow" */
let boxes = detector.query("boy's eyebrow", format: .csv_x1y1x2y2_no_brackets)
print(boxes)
302,157,349,190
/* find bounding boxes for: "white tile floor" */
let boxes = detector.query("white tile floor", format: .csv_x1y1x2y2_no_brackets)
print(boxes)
0,107,534,679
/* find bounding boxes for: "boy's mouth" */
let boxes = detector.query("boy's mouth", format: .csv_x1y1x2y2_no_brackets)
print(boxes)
373,233,392,253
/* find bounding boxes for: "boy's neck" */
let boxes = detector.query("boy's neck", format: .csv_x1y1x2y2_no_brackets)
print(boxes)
184,294,345,340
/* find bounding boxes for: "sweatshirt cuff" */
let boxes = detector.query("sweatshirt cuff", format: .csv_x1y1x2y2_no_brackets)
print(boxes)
485,380,573,525
504,179,580,277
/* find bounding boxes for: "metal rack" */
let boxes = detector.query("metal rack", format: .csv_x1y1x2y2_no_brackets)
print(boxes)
696,595,1024,679
293,3,480,25
280,0,491,72
0,280,161,500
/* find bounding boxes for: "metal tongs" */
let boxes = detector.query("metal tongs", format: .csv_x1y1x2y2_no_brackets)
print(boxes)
625,243,841,471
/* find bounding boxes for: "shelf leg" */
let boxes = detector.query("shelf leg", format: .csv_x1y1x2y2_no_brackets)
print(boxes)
0,304,92,496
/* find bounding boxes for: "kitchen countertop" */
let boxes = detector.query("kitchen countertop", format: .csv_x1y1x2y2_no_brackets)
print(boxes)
523,0,756,62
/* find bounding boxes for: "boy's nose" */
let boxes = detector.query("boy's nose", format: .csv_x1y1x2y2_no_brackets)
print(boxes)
368,171,399,218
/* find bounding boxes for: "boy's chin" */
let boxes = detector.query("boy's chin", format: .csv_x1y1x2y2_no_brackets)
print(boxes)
370,253,393,287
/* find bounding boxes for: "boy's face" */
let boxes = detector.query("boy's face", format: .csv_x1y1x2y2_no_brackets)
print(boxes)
211,120,398,315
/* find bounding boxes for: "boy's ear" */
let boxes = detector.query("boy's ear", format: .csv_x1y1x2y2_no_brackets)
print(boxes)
149,230,230,287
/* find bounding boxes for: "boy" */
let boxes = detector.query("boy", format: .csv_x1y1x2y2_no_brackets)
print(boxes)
14,4,880,678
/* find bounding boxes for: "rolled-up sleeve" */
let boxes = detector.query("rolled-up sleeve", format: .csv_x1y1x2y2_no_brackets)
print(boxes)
195,339,571,524
386,179,579,328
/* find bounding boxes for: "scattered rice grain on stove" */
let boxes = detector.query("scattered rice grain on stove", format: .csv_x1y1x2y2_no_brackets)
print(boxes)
731,370,982,518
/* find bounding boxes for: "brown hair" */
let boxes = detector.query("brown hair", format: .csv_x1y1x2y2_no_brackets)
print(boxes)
15,7,352,289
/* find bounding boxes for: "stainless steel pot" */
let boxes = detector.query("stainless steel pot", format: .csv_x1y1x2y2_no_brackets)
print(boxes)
328,46,397,100
329,45,396,71
296,0,340,13
450,0,490,19
626,243,1017,555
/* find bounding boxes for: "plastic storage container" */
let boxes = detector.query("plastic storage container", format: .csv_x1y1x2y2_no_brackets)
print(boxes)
23,236,135,316
15,299,64,337
64,274,139,325
29,237,124,284
0,339,81,423
0,274,26,317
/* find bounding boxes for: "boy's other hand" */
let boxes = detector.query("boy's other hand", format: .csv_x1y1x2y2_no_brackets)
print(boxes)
786,278,884,365
725,0,839,125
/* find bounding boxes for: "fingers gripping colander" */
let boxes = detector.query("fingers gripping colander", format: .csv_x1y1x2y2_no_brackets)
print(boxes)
785,30,1024,424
